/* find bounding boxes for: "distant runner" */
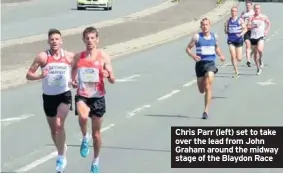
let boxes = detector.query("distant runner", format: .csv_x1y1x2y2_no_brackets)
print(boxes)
248,4,271,75
26,29,74,173
241,1,254,67
225,6,247,78
186,18,225,119
71,27,115,173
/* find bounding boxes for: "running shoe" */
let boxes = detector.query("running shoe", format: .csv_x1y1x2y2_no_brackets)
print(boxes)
80,137,90,157
90,163,100,173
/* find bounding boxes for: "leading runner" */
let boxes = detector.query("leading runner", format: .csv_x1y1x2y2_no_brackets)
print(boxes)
71,26,115,173
26,29,74,173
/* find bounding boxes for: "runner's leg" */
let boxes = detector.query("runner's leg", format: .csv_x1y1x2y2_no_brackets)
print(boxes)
235,44,243,62
252,40,261,75
44,94,70,172
195,61,205,94
203,71,215,118
245,38,252,67
228,44,239,77
76,96,91,157
89,97,106,173
258,39,265,69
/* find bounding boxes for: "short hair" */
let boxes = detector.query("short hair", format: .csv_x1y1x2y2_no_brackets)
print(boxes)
231,6,238,10
200,18,210,25
83,27,99,38
246,1,252,5
48,28,61,38
254,3,260,7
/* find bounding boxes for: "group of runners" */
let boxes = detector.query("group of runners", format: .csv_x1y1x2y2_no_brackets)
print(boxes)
186,1,271,119
26,27,115,173
25,0,271,173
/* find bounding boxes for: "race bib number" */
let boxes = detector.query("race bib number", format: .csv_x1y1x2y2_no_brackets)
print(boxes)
48,75,66,87
80,68,99,83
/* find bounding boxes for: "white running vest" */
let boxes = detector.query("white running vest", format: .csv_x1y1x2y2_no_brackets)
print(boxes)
41,49,71,95
241,10,254,24
250,14,266,39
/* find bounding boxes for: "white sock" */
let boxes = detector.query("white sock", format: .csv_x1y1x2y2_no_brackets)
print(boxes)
93,157,99,165
83,133,89,141
57,155,64,160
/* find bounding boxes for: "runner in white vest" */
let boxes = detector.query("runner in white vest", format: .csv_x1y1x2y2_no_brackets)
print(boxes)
248,4,271,75
241,1,254,67
26,29,74,173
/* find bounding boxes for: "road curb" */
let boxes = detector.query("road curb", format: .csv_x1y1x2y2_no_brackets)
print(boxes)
1,0,237,90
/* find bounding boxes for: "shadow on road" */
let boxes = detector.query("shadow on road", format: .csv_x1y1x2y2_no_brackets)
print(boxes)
45,144,170,153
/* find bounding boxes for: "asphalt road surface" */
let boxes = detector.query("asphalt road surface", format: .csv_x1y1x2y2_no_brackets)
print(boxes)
1,0,165,40
1,2,283,173
1,0,216,71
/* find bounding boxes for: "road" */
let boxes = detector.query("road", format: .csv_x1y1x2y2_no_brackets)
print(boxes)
1,2,283,173
1,0,216,72
1,0,165,40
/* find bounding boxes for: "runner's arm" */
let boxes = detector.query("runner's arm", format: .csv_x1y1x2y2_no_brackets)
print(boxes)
186,34,199,61
264,15,271,35
71,53,80,83
239,18,248,36
214,34,224,58
101,50,114,78
26,52,45,80
224,19,228,34
247,17,253,30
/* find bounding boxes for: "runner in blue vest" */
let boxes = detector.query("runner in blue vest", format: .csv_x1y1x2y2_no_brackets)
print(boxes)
225,7,247,78
186,18,225,119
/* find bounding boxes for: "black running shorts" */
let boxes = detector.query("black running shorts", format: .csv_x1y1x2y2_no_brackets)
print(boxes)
244,31,251,41
42,90,72,117
195,60,217,78
250,37,264,46
75,95,106,117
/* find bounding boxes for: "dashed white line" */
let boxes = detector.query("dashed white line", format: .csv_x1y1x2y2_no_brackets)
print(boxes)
0,114,34,122
1,114,34,127
126,105,151,118
157,90,180,101
116,75,141,82
101,124,115,132
182,80,197,87
14,123,114,173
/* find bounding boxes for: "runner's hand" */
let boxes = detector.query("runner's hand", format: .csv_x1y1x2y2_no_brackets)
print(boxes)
194,55,201,61
71,80,77,88
39,69,48,79
220,55,225,62
108,76,115,84
236,34,242,37
102,70,110,78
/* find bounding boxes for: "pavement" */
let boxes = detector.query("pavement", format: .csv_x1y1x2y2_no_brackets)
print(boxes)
1,0,166,40
1,2,283,173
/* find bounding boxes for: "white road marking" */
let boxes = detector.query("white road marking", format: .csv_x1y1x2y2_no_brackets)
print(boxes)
14,124,114,173
257,79,276,86
1,114,34,127
101,124,115,132
220,62,230,68
182,80,197,87
116,75,141,82
126,105,151,118
157,90,180,101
